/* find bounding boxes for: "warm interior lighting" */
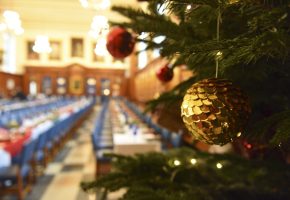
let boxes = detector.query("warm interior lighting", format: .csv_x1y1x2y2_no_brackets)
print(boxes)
0,10,24,35
87,78,96,85
57,78,66,85
190,158,197,165
32,35,52,54
79,0,111,10
89,15,109,38
94,37,107,56
89,15,109,56
173,160,181,166
216,162,223,169
103,89,110,96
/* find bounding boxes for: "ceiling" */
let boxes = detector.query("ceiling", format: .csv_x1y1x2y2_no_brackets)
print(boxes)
0,0,146,32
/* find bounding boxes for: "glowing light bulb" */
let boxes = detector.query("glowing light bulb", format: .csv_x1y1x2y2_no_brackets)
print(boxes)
32,35,52,54
216,162,223,169
186,5,192,10
216,51,223,56
103,89,110,96
173,160,181,166
190,158,197,165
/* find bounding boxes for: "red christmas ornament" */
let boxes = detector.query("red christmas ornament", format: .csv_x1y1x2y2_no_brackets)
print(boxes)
156,64,174,82
106,27,135,59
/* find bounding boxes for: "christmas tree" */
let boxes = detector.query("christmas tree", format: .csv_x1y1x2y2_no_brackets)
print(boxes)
82,0,290,199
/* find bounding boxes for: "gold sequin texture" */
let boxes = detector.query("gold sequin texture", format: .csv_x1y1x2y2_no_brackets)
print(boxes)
181,78,251,145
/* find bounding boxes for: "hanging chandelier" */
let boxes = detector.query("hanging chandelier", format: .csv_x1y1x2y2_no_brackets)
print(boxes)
94,37,108,56
88,15,109,39
79,0,111,10
32,35,52,54
88,15,109,56
0,10,24,35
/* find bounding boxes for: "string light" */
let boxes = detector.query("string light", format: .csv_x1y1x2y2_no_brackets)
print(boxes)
237,132,242,137
186,4,192,10
216,51,223,57
190,158,197,165
216,162,223,169
173,160,181,166
216,51,223,61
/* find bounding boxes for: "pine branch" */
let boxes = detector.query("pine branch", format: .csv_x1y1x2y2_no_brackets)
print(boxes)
245,111,290,144
110,6,191,41
109,0,290,146
271,118,290,145
81,148,290,200
162,0,229,8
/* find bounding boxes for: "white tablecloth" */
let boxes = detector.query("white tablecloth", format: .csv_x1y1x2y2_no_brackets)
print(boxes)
113,132,161,156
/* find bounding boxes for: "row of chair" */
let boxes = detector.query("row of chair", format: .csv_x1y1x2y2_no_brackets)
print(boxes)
0,99,94,200
91,100,114,177
0,98,75,130
120,98,183,150
89,98,183,178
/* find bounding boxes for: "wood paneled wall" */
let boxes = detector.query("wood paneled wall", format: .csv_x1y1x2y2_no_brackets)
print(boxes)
132,58,193,103
130,58,194,140
0,72,24,98
23,64,127,96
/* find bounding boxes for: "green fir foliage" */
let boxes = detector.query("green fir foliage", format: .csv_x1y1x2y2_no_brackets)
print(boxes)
81,1,290,198
81,148,290,200
110,0,290,146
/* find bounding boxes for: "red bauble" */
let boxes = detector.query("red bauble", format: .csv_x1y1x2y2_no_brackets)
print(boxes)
106,27,135,59
156,64,174,82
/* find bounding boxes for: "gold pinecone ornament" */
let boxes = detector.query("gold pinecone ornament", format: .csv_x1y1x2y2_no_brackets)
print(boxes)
181,78,251,145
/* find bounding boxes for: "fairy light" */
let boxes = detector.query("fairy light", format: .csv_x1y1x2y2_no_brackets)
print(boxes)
216,162,223,169
237,132,242,137
190,158,197,165
173,160,181,166
186,4,192,10
216,51,223,57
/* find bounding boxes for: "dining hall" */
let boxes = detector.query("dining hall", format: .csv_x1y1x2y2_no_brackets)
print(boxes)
1,1,290,200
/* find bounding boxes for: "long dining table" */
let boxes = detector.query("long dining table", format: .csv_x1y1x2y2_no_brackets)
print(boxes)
111,100,162,156
0,97,93,169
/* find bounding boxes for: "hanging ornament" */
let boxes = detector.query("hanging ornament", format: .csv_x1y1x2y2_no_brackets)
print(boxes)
106,27,135,59
156,64,174,82
181,78,251,145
